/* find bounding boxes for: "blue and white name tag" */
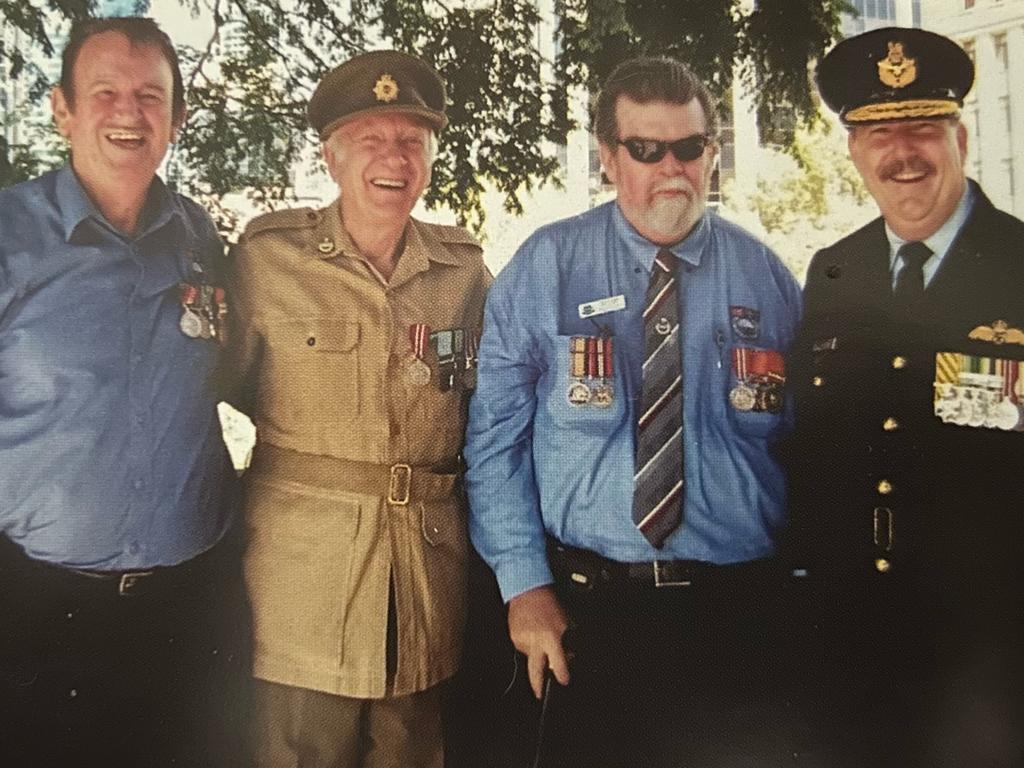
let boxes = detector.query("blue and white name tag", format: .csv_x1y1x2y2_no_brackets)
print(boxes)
578,294,626,319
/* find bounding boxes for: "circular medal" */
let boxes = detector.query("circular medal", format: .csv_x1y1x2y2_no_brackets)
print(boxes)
179,309,203,338
654,317,672,336
967,390,987,427
407,359,431,386
592,384,614,408
567,380,592,405
729,383,757,412
990,398,1021,431
756,384,783,413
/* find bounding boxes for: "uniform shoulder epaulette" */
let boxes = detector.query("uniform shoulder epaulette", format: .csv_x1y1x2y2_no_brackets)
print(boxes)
243,207,322,239
428,222,481,248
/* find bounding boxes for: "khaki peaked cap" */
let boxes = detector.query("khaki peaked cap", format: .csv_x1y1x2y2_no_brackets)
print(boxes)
308,50,448,140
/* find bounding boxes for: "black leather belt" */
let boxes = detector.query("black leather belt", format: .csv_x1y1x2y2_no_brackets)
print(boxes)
547,538,777,590
0,534,224,598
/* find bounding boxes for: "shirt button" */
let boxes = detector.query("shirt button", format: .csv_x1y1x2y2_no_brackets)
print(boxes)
877,479,893,495
891,356,907,369
882,417,899,432
812,375,825,387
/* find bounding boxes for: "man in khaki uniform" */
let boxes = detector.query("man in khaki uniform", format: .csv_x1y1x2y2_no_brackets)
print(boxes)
228,50,490,767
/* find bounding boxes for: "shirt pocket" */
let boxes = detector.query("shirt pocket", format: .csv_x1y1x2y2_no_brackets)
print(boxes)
259,319,362,434
242,475,361,673
725,344,786,439
543,333,626,434
408,497,469,663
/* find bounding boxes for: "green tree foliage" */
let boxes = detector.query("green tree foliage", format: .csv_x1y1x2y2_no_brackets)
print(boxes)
2,0,847,230
738,117,868,234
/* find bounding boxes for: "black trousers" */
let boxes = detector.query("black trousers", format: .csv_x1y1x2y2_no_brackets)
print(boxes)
0,533,252,767
446,550,793,768
538,559,789,768
782,571,1024,768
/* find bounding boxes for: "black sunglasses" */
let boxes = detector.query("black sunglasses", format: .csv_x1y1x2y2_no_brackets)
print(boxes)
616,134,711,163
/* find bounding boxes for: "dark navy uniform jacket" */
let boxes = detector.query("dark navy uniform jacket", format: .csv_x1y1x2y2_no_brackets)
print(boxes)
786,182,1024,584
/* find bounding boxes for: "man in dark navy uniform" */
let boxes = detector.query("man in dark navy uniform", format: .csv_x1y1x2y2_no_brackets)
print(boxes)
786,27,1024,766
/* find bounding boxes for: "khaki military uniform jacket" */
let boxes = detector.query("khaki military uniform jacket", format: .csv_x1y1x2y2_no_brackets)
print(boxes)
229,200,490,698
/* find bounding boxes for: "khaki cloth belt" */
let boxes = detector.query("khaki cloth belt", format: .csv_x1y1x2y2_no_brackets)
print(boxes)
249,444,459,505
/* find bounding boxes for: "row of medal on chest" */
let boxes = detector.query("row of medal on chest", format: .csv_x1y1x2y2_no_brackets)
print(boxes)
565,335,785,412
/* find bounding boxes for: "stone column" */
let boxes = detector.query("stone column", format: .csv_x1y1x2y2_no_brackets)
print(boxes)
974,31,1013,211
1006,23,1024,218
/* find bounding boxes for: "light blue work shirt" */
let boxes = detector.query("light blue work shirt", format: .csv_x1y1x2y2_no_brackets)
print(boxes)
0,166,233,569
464,202,803,601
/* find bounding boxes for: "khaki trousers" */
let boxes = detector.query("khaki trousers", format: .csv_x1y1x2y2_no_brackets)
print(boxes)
252,679,443,768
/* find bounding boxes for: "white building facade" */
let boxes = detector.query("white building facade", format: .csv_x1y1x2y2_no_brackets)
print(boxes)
925,0,1024,219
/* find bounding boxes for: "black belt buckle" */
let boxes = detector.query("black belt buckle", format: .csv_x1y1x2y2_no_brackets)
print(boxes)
652,560,693,588
118,570,154,597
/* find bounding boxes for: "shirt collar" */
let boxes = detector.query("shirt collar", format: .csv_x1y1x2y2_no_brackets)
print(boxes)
611,201,710,273
886,181,975,271
55,164,188,244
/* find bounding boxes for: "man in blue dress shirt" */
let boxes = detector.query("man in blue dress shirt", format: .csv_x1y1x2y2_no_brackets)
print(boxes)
0,18,248,766
463,57,802,766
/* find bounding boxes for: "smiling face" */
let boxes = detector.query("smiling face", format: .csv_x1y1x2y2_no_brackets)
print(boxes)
323,112,434,231
599,96,717,246
848,117,968,241
51,30,180,195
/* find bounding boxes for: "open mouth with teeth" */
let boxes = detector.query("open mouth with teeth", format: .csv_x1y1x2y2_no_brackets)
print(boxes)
888,170,929,183
371,178,408,189
106,129,146,149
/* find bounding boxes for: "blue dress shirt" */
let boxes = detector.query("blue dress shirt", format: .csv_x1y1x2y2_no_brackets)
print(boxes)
0,166,233,569
465,202,803,601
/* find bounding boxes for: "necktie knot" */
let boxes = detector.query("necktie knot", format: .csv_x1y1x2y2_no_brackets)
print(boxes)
894,241,932,303
653,248,677,276
898,241,932,270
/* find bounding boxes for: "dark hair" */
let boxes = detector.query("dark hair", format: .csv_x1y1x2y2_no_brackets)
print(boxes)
60,17,185,126
593,56,718,146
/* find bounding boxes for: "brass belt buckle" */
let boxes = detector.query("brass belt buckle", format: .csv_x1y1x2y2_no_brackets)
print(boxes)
653,560,691,588
388,464,412,506
118,571,153,597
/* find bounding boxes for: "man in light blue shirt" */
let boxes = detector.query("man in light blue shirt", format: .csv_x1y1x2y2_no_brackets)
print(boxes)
464,57,801,767
0,18,247,766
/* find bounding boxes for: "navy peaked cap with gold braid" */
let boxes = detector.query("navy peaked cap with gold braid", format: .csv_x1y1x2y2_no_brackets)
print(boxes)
816,27,973,125
308,50,447,140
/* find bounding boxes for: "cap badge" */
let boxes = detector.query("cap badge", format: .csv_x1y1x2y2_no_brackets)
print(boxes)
968,319,1024,346
878,41,917,89
373,73,399,103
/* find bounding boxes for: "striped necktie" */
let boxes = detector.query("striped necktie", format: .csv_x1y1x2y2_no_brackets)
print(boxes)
632,248,684,548
893,241,932,304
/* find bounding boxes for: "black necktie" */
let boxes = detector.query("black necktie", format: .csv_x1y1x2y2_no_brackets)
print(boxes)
893,241,932,304
632,249,684,548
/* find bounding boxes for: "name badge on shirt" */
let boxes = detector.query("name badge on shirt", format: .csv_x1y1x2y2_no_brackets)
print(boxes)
578,295,626,319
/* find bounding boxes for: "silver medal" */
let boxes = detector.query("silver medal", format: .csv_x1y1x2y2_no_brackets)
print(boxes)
180,308,203,338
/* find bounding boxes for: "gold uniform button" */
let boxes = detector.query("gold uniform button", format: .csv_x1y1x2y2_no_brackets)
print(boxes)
875,558,891,573
877,479,893,495
882,416,899,431
892,356,907,369
812,375,825,387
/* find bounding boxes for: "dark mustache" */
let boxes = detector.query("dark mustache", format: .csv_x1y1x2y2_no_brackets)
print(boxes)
880,156,934,180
